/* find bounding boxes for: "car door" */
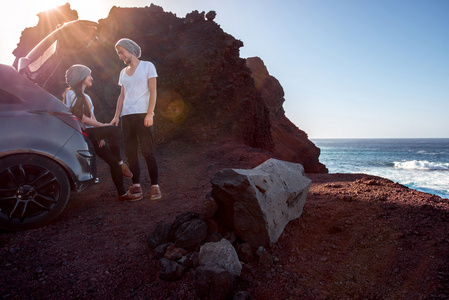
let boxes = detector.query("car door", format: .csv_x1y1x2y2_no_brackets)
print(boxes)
17,20,100,89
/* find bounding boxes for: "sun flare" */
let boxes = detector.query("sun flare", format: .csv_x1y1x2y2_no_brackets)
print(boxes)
29,0,70,14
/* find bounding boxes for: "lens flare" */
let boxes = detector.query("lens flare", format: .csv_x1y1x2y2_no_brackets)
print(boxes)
159,90,189,123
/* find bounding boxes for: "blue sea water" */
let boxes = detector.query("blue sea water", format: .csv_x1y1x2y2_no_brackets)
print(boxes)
312,139,449,200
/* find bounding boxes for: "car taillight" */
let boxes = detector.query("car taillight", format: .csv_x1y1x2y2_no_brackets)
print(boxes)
49,111,85,135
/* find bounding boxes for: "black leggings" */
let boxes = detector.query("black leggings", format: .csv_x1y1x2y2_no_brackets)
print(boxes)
85,126,126,196
121,114,159,185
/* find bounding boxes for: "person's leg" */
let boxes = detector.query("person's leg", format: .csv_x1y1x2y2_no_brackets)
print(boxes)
121,115,141,185
98,147,141,201
104,126,122,161
135,116,159,185
135,115,161,200
86,126,121,159
101,126,133,178
96,147,127,196
85,130,126,196
85,126,133,178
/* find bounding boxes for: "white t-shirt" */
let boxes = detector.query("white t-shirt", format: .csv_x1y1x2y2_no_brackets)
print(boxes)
64,89,95,128
118,60,158,117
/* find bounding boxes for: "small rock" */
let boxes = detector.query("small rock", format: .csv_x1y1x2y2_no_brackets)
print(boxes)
178,256,193,269
195,266,234,300
234,291,253,300
165,244,187,261
149,222,171,248
236,243,255,263
159,258,186,281
259,249,274,267
154,243,172,259
175,218,208,249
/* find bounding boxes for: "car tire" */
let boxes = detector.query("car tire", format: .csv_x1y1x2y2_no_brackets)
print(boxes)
0,154,70,231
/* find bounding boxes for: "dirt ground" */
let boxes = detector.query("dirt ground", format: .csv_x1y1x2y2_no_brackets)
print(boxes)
1,141,449,299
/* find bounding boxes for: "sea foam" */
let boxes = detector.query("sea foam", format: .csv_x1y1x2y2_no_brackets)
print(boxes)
394,160,449,171
313,138,449,199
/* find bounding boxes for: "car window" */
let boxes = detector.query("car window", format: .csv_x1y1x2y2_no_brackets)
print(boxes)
28,41,58,73
0,89,23,104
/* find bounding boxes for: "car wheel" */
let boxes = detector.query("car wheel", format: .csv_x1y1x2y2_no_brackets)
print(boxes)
0,154,70,231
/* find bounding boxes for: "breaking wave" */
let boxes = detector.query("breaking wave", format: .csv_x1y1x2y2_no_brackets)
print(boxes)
394,160,449,171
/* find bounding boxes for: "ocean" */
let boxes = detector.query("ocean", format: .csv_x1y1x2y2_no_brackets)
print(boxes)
312,138,449,200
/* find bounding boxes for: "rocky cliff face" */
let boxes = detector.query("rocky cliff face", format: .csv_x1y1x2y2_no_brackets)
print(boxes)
13,4,327,173
246,57,325,173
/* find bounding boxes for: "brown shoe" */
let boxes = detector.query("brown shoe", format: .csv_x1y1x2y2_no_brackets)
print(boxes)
120,163,133,178
150,185,162,200
118,192,143,202
127,185,143,195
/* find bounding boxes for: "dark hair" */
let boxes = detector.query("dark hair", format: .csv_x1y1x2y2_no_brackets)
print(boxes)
63,82,91,120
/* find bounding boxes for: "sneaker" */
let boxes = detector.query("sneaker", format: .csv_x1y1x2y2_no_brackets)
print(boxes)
127,185,143,195
120,163,133,178
150,185,162,200
118,192,143,202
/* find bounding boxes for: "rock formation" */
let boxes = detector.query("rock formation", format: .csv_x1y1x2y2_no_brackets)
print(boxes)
211,158,312,248
12,3,79,65
199,238,242,279
12,4,327,173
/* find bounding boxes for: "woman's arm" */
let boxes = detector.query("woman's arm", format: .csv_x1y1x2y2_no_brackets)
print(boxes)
81,115,108,127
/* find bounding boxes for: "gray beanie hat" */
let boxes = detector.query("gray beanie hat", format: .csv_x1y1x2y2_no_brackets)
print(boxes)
115,38,141,58
65,64,91,87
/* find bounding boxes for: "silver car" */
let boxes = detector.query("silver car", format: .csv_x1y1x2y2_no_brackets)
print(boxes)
0,20,99,231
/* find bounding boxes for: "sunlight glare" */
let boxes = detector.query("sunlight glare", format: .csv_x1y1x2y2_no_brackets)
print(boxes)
29,0,71,14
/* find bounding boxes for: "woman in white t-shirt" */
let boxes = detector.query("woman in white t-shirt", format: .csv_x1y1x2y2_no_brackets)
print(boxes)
63,64,142,201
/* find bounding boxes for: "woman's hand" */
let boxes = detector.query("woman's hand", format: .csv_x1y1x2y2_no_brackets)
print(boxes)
98,139,106,148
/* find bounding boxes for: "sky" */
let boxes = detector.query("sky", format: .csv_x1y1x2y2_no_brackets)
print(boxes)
1,0,448,139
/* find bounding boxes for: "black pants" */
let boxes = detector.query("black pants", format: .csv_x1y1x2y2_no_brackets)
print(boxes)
85,126,126,196
121,114,159,186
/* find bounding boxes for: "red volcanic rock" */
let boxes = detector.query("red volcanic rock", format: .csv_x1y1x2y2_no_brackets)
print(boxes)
12,4,326,173
247,57,327,173
12,3,78,67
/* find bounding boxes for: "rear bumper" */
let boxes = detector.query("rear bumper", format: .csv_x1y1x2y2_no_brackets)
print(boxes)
56,132,97,192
